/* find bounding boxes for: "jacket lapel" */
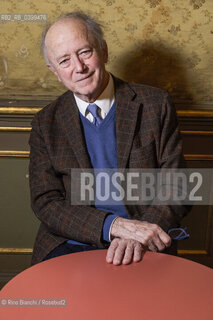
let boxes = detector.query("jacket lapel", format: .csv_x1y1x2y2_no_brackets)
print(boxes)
114,77,142,169
58,91,92,168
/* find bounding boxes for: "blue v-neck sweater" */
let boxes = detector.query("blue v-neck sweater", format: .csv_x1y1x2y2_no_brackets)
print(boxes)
67,103,128,246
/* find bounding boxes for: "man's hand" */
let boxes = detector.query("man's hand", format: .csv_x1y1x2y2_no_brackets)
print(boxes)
106,238,144,265
110,218,171,252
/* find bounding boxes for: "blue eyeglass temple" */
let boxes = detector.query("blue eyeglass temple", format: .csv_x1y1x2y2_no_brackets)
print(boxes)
168,227,190,241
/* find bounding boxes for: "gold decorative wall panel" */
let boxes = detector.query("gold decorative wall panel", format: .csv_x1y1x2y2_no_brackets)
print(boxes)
0,0,212,108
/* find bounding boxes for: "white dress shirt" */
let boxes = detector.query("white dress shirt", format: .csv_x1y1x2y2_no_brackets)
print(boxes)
74,73,115,122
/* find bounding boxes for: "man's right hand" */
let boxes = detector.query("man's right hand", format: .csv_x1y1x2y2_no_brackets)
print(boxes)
110,217,171,252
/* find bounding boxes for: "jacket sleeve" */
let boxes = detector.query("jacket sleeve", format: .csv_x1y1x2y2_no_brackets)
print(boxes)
128,92,191,231
29,112,110,248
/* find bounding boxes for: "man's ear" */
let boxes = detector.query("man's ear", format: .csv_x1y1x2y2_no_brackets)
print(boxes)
47,64,62,82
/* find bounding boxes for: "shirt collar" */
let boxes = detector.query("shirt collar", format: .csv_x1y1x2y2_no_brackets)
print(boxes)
74,73,115,117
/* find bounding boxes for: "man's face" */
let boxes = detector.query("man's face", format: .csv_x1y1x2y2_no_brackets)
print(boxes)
45,19,109,102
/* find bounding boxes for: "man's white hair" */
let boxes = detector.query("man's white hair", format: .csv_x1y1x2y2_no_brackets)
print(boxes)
41,11,106,65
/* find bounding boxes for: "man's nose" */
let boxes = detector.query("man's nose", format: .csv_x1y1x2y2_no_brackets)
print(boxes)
72,55,85,72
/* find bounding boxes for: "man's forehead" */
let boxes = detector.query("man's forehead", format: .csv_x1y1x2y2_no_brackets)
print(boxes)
44,18,100,64
45,18,91,45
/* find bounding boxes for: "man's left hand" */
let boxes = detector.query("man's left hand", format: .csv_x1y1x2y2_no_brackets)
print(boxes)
106,238,144,265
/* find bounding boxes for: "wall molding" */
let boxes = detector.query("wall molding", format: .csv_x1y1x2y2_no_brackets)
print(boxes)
177,110,213,118
0,247,207,255
0,248,32,254
0,151,29,157
0,107,41,115
0,150,213,161
1,127,213,135
181,131,213,135
1,151,213,161
184,154,213,161
1,107,213,117
178,250,208,255
0,127,31,132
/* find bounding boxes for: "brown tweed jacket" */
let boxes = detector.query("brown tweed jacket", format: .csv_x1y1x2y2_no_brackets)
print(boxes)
29,76,188,265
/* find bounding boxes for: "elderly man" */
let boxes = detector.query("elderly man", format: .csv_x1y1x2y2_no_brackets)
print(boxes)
29,11,188,266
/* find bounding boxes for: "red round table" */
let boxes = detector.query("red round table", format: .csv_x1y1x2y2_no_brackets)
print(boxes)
1,250,213,320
